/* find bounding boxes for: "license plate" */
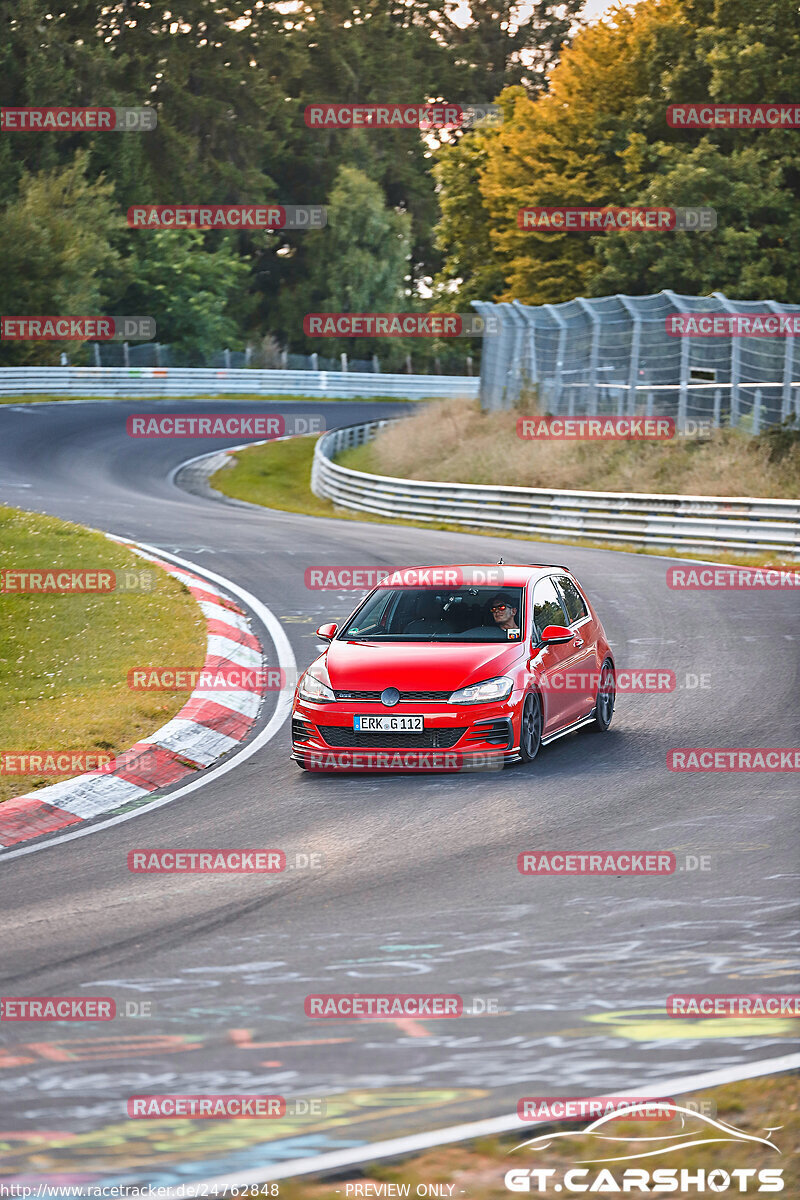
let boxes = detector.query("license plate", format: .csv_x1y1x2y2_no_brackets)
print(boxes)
354,714,424,732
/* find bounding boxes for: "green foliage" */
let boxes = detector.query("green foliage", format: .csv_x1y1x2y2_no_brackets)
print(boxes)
0,153,120,366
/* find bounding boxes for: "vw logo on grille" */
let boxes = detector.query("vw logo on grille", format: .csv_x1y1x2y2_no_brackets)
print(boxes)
381,687,400,707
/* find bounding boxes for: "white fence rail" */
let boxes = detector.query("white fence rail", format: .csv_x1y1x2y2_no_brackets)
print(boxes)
0,366,479,401
311,419,800,557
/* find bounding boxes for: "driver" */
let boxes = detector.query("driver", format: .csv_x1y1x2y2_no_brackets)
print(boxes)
488,592,519,632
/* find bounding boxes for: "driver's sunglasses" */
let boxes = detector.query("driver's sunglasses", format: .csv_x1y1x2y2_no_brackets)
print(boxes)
490,603,509,611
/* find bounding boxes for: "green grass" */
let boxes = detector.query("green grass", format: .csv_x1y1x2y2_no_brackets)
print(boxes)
0,507,207,803
211,435,798,568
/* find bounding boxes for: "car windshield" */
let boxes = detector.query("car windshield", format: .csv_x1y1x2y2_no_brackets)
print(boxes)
339,586,526,642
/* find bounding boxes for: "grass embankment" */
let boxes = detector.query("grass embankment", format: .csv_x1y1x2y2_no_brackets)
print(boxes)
0,507,206,804
276,1074,799,1200
211,428,796,568
338,397,800,499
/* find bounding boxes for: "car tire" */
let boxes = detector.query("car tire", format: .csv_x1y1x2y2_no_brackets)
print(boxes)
519,691,543,762
594,659,615,731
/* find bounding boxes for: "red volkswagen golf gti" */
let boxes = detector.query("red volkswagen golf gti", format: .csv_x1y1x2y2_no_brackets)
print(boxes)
291,564,615,771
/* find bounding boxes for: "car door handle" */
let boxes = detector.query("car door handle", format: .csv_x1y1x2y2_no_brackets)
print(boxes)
573,637,584,647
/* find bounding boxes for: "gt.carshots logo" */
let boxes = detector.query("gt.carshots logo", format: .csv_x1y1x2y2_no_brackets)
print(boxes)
303,313,497,337
518,416,674,440
305,566,504,589
125,414,324,438
505,1102,785,1193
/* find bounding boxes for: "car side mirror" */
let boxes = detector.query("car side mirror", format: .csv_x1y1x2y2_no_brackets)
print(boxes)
315,622,338,641
540,623,573,645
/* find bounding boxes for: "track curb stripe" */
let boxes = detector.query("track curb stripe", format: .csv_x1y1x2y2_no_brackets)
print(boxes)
0,540,270,847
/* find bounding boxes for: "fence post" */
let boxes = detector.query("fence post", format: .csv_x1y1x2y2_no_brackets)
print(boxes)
245,346,252,367
576,297,600,414
544,303,567,414
93,343,101,367
224,347,231,369
405,354,413,373
154,342,161,367
434,356,441,375
752,388,762,435
310,352,318,372
646,391,654,417
340,352,348,373
619,296,641,415
123,342,130,368
712,292,739,427
466,355,473,376
372,354,380,373
281,349,288,369
713,388,722,428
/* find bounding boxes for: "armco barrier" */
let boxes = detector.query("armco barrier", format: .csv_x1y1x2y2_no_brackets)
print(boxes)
310,419,800,557
0,366,479,401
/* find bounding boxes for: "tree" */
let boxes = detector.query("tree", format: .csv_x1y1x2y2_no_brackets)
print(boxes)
117,230,255,363
277,165,411,359
0,153,119,366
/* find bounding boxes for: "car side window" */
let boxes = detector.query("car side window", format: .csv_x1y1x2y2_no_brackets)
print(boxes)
556,576,589,625
532,577,569,641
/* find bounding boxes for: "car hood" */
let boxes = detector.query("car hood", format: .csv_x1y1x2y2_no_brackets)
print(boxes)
322,639,525,692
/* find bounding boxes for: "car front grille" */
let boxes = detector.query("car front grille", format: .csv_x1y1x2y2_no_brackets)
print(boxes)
333,690,452,702
317,726,466,749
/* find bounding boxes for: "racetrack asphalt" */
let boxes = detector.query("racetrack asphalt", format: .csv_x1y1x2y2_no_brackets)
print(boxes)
0,398,797,1188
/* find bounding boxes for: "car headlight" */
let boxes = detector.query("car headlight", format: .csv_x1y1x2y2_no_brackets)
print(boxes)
448,676,514,704
298,667,335,704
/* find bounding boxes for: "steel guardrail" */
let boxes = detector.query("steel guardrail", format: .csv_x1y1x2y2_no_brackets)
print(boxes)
311,419,800,557
0,366,480,400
